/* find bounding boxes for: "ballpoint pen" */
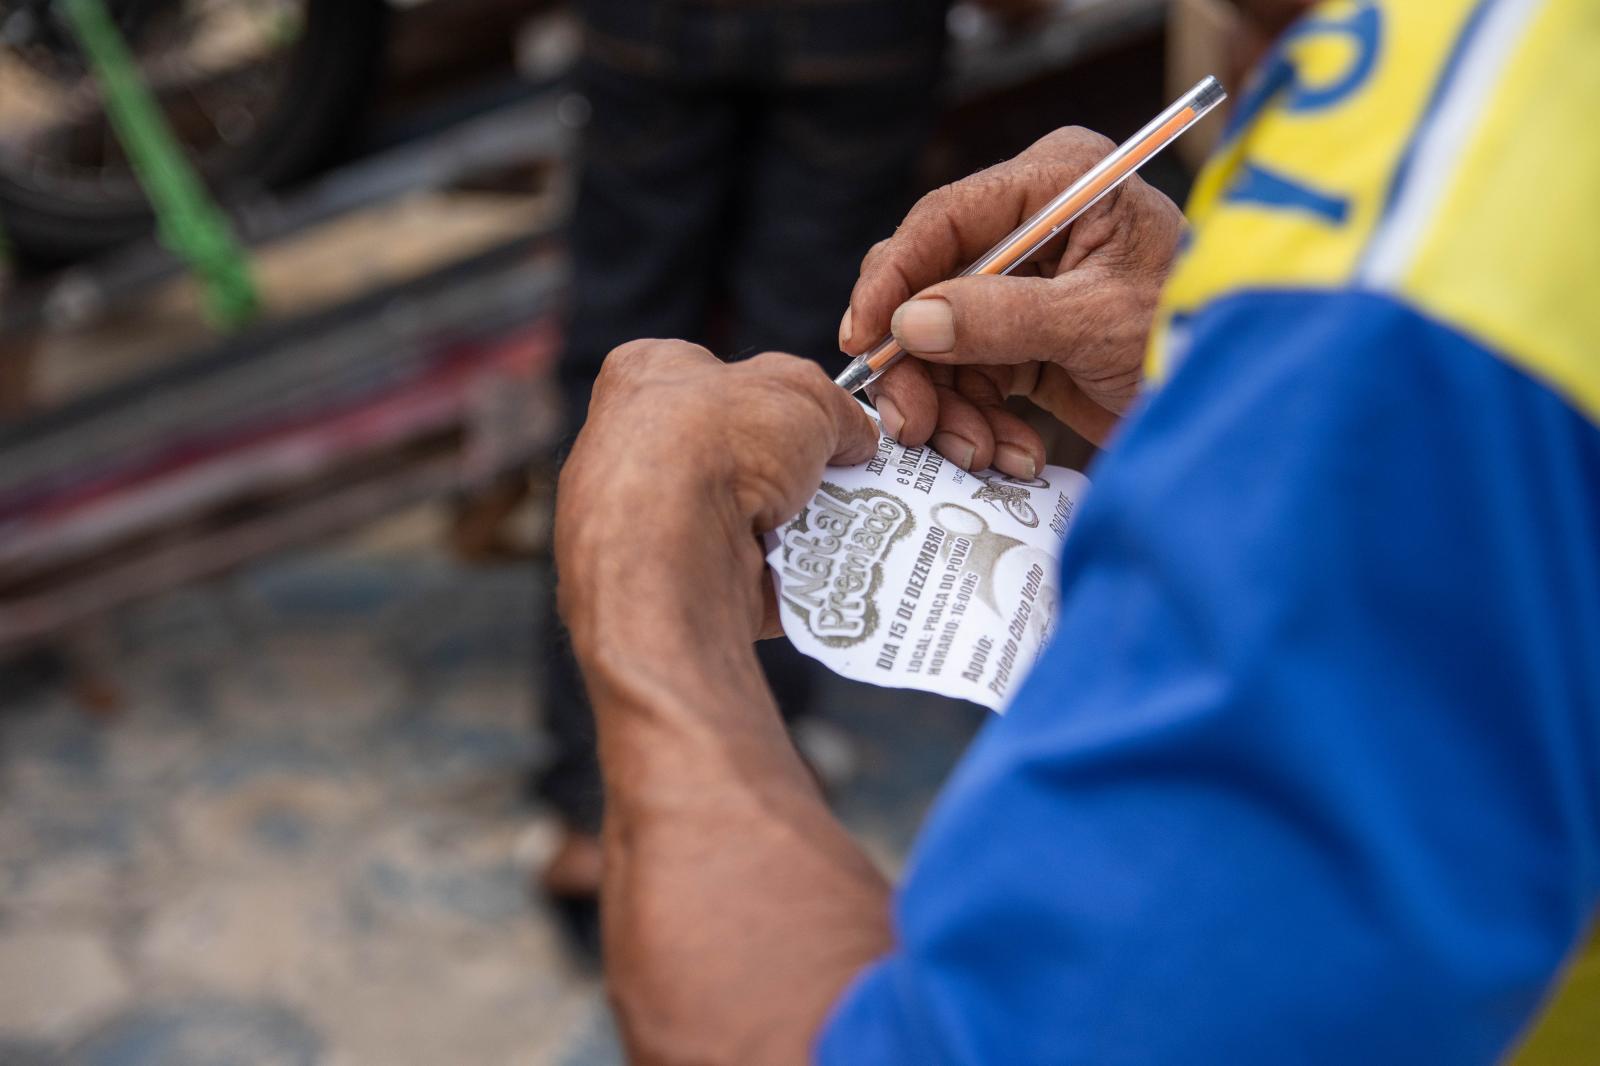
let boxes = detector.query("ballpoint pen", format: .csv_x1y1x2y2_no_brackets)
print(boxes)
834,75,1228,396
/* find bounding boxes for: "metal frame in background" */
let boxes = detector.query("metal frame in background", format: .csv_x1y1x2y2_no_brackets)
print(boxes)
0,234,568,651
57,0,259,327
0,0,1166,657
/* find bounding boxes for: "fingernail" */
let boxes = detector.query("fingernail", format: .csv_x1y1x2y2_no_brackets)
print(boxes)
932,432,977,470
838,307,854,351
995,445,1037,480
892,297,955,355
875,395,905,439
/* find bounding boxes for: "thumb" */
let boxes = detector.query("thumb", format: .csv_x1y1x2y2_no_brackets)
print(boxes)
822,384,882,468
889,272,1123,368
755,352,879,468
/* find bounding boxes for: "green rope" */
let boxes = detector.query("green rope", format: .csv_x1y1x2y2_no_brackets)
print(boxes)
59,0,259,328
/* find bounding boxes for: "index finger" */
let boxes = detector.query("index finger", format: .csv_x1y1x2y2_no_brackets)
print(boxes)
843,127,1116,357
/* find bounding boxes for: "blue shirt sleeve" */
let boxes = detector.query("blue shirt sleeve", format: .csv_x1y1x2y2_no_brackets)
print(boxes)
817,290,1600,1065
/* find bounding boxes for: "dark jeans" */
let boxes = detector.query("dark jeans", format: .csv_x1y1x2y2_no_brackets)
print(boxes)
538,0,948,834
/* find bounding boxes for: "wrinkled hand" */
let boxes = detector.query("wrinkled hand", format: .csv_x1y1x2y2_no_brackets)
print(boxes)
842,126,1186,474
556,341,877,651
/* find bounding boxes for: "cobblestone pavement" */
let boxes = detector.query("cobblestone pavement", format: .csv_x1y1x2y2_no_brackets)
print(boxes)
0,544,982,1065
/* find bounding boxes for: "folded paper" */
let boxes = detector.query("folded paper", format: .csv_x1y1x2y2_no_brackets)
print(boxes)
766,417,1088,711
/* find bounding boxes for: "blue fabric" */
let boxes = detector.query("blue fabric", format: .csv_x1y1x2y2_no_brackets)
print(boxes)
817,290,1600,1064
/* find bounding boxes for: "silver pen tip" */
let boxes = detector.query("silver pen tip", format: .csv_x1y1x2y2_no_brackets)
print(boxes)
1193,75,1228,113
834,358,872,394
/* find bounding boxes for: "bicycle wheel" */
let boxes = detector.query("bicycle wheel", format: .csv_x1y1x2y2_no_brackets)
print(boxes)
0,0,387,262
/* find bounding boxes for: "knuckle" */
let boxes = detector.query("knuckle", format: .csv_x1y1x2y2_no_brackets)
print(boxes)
753,351,829,391
909,181,960,225
1035,126,1116,171
596,338,680,389
1083,129,1117,155
601,340,643,377
732,356,836,445
745,351,806,387
593,342,646,394
927,180,968,212
1054,125,1115,154
861,238,893,270
744,350,789,372
1036,126,1077,151
605,337,657,368
791,356,834,390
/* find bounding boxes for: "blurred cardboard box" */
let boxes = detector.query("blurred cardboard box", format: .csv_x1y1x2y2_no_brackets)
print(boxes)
1167,0,1238,171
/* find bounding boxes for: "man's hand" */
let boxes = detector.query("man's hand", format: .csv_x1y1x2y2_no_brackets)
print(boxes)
557,340,877,654
842,126,1186,472
554,341,891,1065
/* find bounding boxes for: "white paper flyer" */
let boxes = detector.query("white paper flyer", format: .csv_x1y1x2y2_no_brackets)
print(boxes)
765,420,1089,712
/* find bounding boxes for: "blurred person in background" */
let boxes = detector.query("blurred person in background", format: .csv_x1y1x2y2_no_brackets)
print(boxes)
534,0,996,921
0,234,24,420
552,0,1600,1060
